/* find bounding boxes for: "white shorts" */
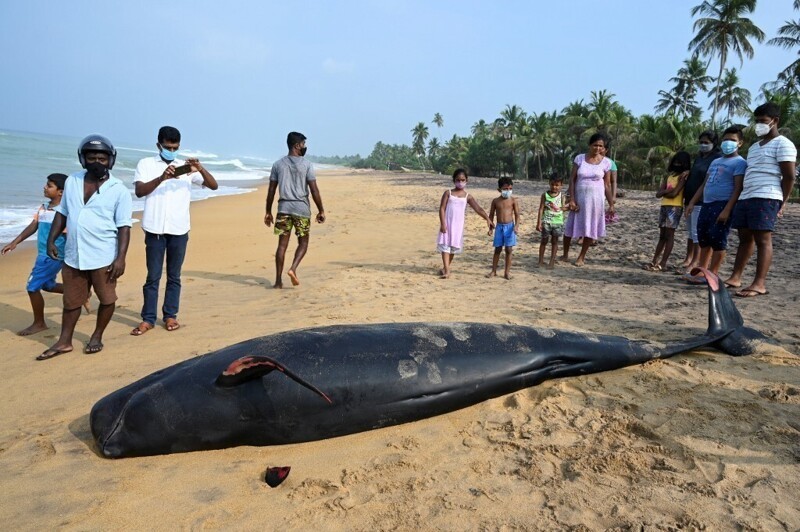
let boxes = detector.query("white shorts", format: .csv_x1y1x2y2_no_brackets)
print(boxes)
437,244,462,254
687,206,701,243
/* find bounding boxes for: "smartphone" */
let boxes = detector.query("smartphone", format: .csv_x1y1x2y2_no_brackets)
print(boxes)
172,164,192,177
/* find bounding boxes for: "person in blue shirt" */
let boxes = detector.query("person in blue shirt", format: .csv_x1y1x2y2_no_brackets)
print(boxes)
1,173,80,335
37,135,133,361
683,126,747,284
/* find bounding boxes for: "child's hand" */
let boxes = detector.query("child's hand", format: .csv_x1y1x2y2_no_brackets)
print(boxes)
536,223,542,232
513,225,518,234
685,204,694,218
1,243,15,255
440,224,447,234
716,208,731,224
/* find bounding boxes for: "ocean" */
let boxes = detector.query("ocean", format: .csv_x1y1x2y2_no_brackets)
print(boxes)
0,129,273,244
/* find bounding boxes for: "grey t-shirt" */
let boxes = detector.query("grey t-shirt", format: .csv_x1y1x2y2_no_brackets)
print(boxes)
269,155,316,217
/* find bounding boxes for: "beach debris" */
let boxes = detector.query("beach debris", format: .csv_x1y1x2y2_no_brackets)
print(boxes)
265,466,291,487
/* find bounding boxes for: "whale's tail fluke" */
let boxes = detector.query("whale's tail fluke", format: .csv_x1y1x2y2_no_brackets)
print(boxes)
694,267,766,356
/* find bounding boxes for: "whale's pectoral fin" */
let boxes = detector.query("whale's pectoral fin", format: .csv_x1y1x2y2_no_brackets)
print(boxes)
216,356,333,404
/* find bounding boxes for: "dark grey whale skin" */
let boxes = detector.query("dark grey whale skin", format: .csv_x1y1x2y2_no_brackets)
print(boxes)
90,269,764,458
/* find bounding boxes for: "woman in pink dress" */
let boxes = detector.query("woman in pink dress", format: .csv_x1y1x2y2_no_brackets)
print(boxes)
436,169,493,278
561,133,615,266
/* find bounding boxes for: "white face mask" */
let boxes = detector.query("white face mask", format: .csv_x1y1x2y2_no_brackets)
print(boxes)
500,190,512,199
754,121,773,137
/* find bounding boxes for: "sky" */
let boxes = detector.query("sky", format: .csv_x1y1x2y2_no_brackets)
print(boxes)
0,0,797,160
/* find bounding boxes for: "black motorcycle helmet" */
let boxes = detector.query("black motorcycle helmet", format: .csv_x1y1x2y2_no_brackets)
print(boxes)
78,134,117,169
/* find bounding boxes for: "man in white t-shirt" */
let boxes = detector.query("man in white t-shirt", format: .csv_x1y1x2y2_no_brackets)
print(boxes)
130,126,218,335
725,102,797,298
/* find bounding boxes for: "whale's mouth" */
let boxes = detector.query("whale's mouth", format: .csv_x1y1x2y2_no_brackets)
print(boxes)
216,355,333,405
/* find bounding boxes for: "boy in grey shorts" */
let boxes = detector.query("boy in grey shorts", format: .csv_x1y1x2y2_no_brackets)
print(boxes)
536,174,567,269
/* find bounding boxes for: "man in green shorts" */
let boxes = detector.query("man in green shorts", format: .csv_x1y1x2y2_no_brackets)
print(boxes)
264,132,326,288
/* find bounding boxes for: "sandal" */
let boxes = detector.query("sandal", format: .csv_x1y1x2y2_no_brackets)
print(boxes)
642,263,662,271
85,340,104,354
130,322,154,336
36,346,73,361
165,318,181,332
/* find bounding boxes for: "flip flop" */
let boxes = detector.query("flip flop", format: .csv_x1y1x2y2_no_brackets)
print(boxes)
735,289,769,298
130,322,154,336
642,263,661,271
723,281,741,289
165,318,181,332
36,346,73,361
85,340,104,354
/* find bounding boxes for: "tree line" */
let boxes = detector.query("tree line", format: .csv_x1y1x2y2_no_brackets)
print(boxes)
333,1,800,194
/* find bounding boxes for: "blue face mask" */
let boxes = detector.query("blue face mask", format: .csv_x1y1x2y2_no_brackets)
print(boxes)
159,145,178,162
720,140,738,155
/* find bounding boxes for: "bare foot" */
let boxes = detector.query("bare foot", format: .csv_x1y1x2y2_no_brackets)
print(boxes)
287,270,300,286
18,323,48,336
574,260,585,267
534,262,542,268
503,273,512,280
559,255,569,262
439,273,450,279
486,271,496,278
273,282,283,289
85,339,104,354
546,263,555,270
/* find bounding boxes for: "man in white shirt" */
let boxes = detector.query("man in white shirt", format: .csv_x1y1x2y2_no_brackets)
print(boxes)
131,126,218,335
725,102,797,298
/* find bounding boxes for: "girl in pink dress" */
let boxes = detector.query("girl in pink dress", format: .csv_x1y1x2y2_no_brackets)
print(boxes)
436,169,493,279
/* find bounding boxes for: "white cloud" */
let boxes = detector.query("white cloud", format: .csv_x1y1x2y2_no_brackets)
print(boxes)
322,58,355,74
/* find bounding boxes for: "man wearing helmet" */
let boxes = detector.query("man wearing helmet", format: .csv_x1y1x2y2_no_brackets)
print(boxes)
37,134,133,360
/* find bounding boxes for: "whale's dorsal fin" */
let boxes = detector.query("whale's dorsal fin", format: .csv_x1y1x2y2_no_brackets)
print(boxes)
216,356,333,404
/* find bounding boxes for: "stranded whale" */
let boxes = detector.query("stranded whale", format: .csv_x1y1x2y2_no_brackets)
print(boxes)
90,269,764,458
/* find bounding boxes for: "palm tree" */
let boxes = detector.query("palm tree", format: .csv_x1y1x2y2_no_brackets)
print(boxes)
427,137,441,162
671,57,713,101
411,122,429,170
656,57,712,117
497,104,526,176
587,90,617,131
688,0,765,126
520,111,558,179
655,87,700,117
711,68,751,123
432,113,444,129
471,119,489,138
767,17,800,95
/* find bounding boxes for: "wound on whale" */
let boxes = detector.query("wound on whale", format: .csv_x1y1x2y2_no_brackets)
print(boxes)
90,269,765,458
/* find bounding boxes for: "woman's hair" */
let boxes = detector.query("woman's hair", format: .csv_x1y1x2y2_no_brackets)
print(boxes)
588,132,609,147
667,151,691,173
452,168,467,181
698,129,718,146
722,125,744,140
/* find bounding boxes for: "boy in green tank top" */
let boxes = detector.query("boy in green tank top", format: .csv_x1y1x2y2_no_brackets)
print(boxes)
536,174,567,269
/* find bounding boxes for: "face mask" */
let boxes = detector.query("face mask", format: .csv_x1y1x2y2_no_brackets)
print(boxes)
754,121,773,137
698,143,713,153
720,140,738,155
454,181,466,190
160,146,178,162
500,190,512,199
85,161,108,179
299,147,307,157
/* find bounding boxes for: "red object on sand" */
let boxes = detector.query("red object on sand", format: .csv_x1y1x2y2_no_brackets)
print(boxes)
265,466,291,487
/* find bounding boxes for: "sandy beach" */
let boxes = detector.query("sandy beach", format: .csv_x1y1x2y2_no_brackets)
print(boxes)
1,169,798,530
